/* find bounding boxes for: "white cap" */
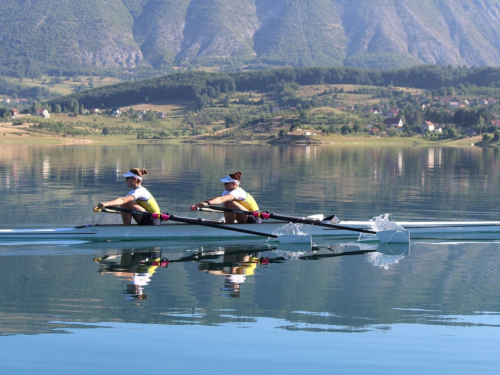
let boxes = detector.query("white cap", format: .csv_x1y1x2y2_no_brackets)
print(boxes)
220,175,240,184
123,171,142,180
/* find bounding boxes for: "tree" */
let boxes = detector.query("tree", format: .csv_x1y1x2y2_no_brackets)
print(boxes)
341,124,351,134
194,94,208,111
223,94,231,107
388,128,399,137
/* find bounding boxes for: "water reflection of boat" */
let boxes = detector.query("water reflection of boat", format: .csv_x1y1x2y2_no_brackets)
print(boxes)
273,242,410,269
94,249,169,301
91,241,410,301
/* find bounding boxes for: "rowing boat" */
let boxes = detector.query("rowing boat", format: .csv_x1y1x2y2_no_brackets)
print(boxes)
1,218,500,242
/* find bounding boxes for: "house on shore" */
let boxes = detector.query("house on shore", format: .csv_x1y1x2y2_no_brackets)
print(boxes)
384,117,403,131
421,121,435,133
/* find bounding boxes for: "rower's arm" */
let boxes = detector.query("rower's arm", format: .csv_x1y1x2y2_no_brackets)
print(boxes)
191,194,233,209
96,195,135,209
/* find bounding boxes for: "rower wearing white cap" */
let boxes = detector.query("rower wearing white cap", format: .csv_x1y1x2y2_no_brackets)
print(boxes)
94,168,161,225
191,171,260,224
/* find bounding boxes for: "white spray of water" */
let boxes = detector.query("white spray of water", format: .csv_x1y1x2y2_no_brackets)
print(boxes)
367,253,405,269
272,222,311,236
358,214,406,242
272,249,308,261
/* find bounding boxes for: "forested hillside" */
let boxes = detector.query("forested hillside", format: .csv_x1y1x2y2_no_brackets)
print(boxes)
48,65,500,110
2,0,500,77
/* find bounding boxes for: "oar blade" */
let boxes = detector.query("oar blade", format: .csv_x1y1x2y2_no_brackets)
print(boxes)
376,229,410,244
276,234,313,245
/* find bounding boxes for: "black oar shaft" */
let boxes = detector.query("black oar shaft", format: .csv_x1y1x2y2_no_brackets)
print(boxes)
165,214,277,238
204,205,376,235
101,206,277,239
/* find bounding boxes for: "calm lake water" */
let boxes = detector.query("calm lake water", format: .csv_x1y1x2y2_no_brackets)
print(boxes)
1,144,500,374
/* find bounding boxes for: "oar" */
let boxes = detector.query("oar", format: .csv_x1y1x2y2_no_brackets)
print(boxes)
195,206,377,235
95,206,311,244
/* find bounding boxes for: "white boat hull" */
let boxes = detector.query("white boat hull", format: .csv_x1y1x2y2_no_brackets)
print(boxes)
1,220,500,242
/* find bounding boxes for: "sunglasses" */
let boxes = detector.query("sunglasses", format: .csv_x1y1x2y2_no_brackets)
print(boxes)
126,177,135,180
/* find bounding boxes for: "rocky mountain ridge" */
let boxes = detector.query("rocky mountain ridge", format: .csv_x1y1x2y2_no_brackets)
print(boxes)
1,0,500,75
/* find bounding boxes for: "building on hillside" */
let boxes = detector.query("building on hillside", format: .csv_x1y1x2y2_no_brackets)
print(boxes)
35,108,50,118
289,129,321,136
384,117,403,130
421,121,435,133
385,109,398,118
488,98,498,105
157,112,166,119
463,128,477,137
10,109,19,117
491,120,500,128
90,108,100,114
111,108,121,117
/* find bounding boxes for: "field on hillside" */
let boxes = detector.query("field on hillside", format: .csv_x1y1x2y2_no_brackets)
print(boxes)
2,76,122,97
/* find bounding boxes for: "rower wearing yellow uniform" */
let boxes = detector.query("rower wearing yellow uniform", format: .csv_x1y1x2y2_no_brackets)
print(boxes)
94,168,161,225
191,171,260,224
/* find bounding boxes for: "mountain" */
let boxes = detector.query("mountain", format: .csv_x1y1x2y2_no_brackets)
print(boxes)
1,0,500,76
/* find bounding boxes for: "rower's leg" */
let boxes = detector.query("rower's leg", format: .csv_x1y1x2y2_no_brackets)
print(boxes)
226,201,250,223
223,201,237,223
122,201,146,224
121,212,132,225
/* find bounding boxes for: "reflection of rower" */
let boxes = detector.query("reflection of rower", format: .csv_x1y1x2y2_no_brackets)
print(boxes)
93,249,169,301
172,246,267,298
199,251,260,298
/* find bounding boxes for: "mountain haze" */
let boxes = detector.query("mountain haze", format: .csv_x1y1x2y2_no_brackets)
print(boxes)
1,0,500,76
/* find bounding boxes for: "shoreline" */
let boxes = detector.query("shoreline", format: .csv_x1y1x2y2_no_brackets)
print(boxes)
0,122,487,147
